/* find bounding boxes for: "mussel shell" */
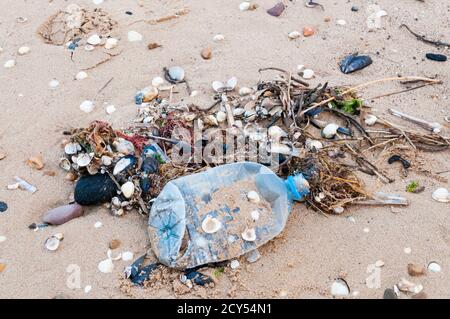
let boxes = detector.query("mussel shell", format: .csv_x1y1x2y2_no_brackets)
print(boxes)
339,54,373,74
141,157,159,174
113,155,137,175
74,173,118,205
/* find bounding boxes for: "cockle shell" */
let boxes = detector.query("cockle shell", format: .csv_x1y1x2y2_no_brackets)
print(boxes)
432,188,449,203
45,233,64,251
202,215,222,234
247,191,260,203
121,181,135,199
241,228,256,242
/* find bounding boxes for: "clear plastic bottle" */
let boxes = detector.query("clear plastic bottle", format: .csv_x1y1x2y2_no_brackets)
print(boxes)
148,162,309,269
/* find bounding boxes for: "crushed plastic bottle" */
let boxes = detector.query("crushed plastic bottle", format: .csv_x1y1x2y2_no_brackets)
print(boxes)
148,162,309,269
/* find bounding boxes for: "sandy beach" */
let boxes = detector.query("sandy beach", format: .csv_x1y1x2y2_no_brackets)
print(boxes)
0,0,449,299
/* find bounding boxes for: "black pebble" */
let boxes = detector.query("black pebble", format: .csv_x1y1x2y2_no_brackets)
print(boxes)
351,6,359,12
74,173,118,205
0,201,8,213
426,53,447,62
125,11,133,15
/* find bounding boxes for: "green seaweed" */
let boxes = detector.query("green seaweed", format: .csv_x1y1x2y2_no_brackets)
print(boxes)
332,98,363,115
406,181,419,193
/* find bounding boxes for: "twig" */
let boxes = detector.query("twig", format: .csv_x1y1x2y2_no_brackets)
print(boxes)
98,77,114,94
400,24,450,47
366,81,441,100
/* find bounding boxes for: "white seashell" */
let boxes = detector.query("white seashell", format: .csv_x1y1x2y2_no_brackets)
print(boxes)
297,64,305,71
114,141,135,157
49,79,59,88
230,260,240,269
227,77,237,90
87,34,101,45
427,262,441,273
233,108,245,117
432,187,449,203
268,126,287,139
376,10,388,18
98,258,114,273
242,228,257,242
75,71,88,80
84,285,92,293
93,0,104,5
216,111,227,123
104,37,118,49
336,19,347,26
112,197,121,208
404,247,412,254
302,69,315,79
18,46,30,55
397,278,423,294
128,30,142,42
0,235,6,243
45,235,62,251
213,34,225,42
94,221,102,228
212,81,224,92
239,2,250,11
152,76,164,88
80,100,94,113
64,142,80,155
190,90,199,97
247,191,260,203
105,104,116,114
76,153,91,167
288,31,301,39
251,210,260,221
202,215,222,234
122,251,134,261
375,260,385,267
84,44,95,51
204,115,219,126
322,123,339,139
121,181,135,199
101,156,112,166
333,206,345,214
107,249,122,261
331,279,350,296
4,59,16,68
239,87,253,96
59,158,71,171
167,66,185,82
364,114,378,126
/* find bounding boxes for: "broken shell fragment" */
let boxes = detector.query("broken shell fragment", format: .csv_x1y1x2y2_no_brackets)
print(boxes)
213,34,225,42
331,278,350,296
364,114,378,126
303,26,315,37
302,69,315,79
87,34,101,45
204,115,219,126
268,126,287,139
107,249,122,261
80,100,95,113
104,37,118,49
322,123,339,139
216,111,227,123
288,31,301,39
127,30,142,42
305,138,323,151
239,87,253,96
242,228,256,242
247,191,260,203
75,71,88,80
408,263,426,277
122,251,134,261
202,215,222,234
26,156,44,170
98,258,114,273
18,46,31,55
267,2,285,17
121,181,135,199
4,59,16,68
432,188,449,203
397,278,423,294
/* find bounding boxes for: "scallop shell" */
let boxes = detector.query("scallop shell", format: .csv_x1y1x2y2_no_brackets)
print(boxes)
432,187,449,203
322,123,339,139
201,215,222,234
76,153,91,167
121,181,135,199
98,258,114,273
241,228,257,242
64,142,80,155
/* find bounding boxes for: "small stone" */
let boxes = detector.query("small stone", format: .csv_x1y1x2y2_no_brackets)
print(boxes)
213,34,225,42
303,26,315,37
201,48,212,60
267,2,285,17
245,249,261,263
288,31,301,39
0,263,6,273
128,30,143,42
147,42,162,50
426,53,447,62
42,203,84,225
324,17,331,22
108,239,121,250
407,263,426,277
4,59,16,68
351,6,359,12
239,2,250,11
18,46,30,55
